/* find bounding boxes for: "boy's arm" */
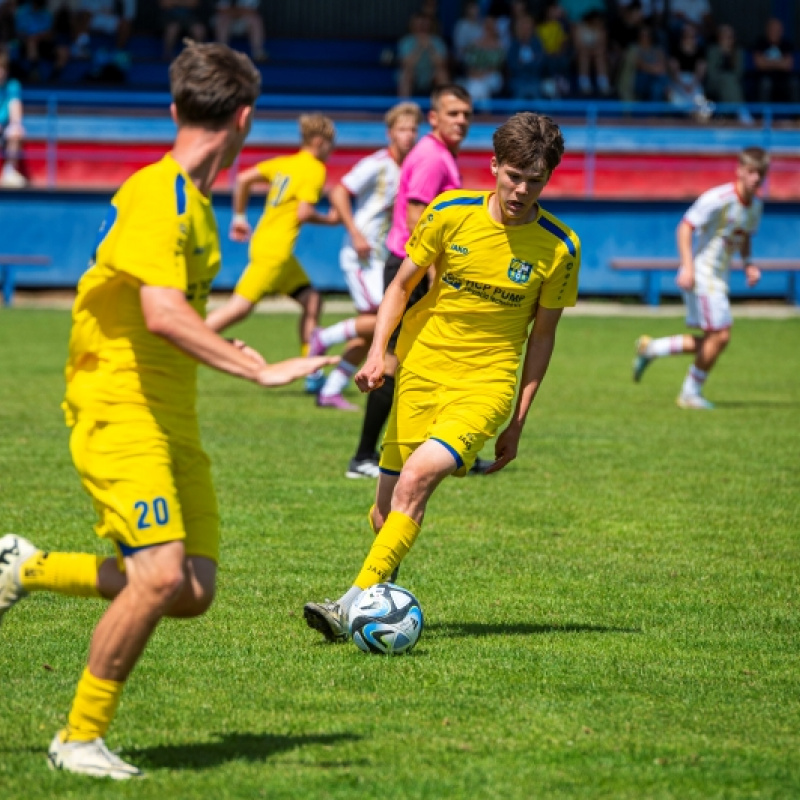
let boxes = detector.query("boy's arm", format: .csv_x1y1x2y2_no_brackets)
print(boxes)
676,219,696,290
140,285,337,386
354,256,428,392
487,306,563,474
230,165,268,242
739,233,761,287
296,200,337,226
329,183,370,258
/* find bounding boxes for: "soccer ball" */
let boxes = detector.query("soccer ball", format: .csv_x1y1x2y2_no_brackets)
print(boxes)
348,583,424,655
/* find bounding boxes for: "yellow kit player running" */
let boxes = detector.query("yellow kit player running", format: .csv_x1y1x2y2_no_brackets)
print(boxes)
206,113,338,392
0,43,336,780
304,112,581,642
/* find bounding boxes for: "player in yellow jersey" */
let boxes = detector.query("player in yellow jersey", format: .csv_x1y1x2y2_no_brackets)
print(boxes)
206,113,339,390
304,112,581,642
0,43,336,779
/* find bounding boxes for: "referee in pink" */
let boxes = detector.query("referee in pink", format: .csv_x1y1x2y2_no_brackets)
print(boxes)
347,84,477,480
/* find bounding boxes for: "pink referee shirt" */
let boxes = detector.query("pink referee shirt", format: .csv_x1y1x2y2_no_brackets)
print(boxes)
386,133,462,258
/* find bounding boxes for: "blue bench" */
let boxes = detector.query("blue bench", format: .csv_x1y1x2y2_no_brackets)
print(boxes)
610,257,800,306
0,255,52,306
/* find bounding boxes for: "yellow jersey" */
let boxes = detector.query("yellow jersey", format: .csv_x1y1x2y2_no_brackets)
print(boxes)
397,190,581,391
250,150,326,261
63,153,222,434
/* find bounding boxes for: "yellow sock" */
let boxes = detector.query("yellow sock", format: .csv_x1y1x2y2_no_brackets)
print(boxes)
62,667,124,742
300,343,310,357
19,552,102,597
354,511,420,589
367,504,378,536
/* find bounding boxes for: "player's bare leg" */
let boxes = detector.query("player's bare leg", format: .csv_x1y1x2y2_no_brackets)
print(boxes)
678,329,730,409
205,293,255,333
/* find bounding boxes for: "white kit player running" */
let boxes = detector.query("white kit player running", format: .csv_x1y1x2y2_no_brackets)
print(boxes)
632,147,769,409
310,102,423,411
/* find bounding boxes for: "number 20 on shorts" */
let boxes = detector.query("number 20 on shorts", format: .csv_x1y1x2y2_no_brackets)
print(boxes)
134,497,170,530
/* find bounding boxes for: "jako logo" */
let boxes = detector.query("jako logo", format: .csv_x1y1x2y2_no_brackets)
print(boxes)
451,243,469,255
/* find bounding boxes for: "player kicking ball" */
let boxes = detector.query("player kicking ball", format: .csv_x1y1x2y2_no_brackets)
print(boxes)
0,43,336,780
304,112,581,642
633,147,769,409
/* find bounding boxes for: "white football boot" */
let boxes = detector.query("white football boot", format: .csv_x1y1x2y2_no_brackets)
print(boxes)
0,534,38,626
48,734,143,780
676,393,715,410
303,600,349,643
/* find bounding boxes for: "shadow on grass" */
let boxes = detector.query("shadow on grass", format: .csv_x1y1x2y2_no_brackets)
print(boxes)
712,401,800,409
426,622,641,637
131,731,362,771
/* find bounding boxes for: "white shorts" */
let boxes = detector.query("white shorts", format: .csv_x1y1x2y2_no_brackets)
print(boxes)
683,289,732,332
340,246,384,313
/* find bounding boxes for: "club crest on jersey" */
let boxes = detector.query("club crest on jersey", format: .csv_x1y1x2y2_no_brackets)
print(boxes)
508,258,533,285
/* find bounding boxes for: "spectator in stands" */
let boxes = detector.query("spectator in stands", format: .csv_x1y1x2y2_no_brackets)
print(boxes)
452,0,484,73
397,12,449,97
666,0,713,43
536,0,571,97
705,23,751,123
72,0,134,57
489,0,528,52
14,0,69,81
751,17,800,104
0,48,26,187
615,0,664,30
213,0,265,61
507,12,545,99
160,0,206,61
668,22,713,119
562,0,611,95
632,23,668,101
460,15,506,103
607,0,642,84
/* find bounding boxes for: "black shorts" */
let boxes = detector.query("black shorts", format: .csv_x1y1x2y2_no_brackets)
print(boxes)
385,252,430,354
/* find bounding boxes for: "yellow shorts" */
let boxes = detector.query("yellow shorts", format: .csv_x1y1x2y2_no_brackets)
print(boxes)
235,253,311,303
380,368,513,477
69,418,220,563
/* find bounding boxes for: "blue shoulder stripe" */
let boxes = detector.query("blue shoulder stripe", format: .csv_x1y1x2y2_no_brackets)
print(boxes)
433,196,483,211
537,216,576,256
175,174,187,216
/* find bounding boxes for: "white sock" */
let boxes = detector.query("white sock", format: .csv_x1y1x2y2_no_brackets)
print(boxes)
319,319,357,349
337,585,363,613
647,335,686,358
681,365,708,396
320,359,358,398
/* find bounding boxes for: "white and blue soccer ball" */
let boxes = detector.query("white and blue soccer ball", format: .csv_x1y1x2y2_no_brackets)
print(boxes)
348,583,424,655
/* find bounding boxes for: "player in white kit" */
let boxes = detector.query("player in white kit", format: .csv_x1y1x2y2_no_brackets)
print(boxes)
632,147,769,409
310,102,422,411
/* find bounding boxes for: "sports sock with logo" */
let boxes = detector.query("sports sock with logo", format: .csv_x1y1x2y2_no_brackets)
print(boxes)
320,359,358,398
319,319,357,349
61,667,124,742
19,551,102,597
353,511,420,590
682,365,708,396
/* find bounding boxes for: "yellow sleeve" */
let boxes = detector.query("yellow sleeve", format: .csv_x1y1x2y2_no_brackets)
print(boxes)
405,201,446,267
539,232,581,309
296,162,325,204
111,175,189,291
257,159,278,182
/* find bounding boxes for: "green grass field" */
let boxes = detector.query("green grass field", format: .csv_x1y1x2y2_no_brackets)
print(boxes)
1,308,798,799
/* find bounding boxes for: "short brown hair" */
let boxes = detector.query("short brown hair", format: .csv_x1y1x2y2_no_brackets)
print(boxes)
299,113,336,144
739,146,770,174
430,83,472,111
169,41,261,128
492,112,565,175
385,101,423,129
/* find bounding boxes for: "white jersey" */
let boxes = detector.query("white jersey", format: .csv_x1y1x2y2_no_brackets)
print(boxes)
683,182,763,294
340,148,400,265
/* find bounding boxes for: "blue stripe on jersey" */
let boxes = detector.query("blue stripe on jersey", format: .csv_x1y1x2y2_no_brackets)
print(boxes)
431,438,465,470
537,216,576,256
118,541,160,557
379,466,401,476
175,174,187,216
433,196,483,211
